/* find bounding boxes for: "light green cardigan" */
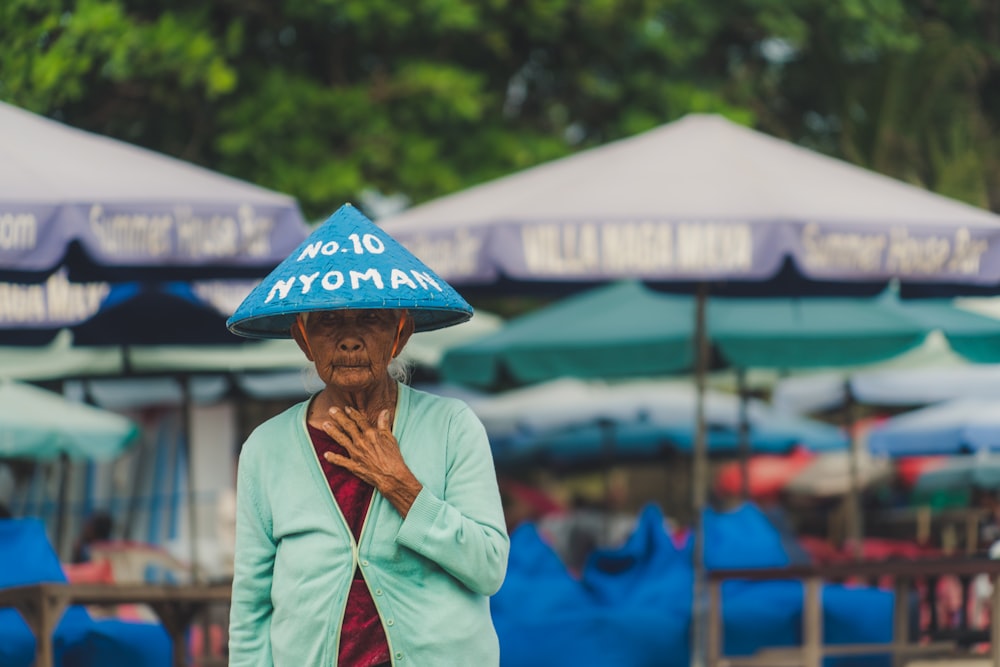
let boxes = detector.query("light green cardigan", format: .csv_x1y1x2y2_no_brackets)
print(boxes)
229,383,510,666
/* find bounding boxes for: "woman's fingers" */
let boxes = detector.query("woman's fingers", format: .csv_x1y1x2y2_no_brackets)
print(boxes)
323,450,353,469
323,406,397,462
323,407,365,445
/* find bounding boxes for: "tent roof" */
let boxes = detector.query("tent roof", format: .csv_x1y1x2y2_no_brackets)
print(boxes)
382,114,1000,230
0,102,295,204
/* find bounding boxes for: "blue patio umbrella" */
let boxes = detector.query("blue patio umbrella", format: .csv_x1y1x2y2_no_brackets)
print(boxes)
868,397,1000,457
493,415,846,469
469,378,846,467
773,362,1000,416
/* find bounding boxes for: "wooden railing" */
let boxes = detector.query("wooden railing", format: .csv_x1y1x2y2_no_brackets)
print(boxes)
708,558,1000,667
0,581,231,667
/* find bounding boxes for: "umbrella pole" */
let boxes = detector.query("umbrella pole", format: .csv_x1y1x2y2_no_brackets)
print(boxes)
181,376,202,583
117,347,144,541
737,368,750,501
123,424,148,541
599,419,614,544
690,283,710,667
843,381,863,559
55,452,71,560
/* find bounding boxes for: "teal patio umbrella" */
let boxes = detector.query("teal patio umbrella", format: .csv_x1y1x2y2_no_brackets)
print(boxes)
440,281,1000,388
0,380,140,461
441,281,693,387
0,379,141,554
911,452,1000,494
441,280,1000,556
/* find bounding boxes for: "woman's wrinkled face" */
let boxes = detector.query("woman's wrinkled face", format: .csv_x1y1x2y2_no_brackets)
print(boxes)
292,309,409,391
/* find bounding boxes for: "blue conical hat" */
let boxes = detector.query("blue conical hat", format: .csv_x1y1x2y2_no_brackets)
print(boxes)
227,203,473,338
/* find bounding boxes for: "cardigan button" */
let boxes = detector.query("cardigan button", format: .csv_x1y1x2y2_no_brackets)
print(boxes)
386,619,394,626
375,588,383,596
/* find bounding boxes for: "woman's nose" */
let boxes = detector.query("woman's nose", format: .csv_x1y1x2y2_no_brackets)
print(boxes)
338,338,363,351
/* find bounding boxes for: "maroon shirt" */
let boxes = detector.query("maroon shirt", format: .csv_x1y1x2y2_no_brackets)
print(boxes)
308,424,391,667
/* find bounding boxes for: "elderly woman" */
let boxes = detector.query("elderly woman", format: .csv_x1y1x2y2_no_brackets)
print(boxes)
226,204,509,667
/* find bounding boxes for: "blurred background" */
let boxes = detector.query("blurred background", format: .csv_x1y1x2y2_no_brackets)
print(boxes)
5,2,1000,665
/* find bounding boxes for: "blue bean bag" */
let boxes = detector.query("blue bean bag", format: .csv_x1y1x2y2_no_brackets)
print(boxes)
492,502,894,667
0,518,170,667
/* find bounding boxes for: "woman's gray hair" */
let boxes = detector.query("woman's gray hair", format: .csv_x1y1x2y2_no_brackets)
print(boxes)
388,355,413,384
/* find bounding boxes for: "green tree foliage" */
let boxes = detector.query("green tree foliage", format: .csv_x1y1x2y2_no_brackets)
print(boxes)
728,1,1000,209
1,0,999,218
0,0,238,159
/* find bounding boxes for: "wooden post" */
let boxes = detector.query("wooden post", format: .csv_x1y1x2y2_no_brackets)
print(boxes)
24,588,69,667
916,506,930,544
992,572,1000,667
967,510,980,554
892,576,909,667
690,283,711,667
842,383,863,559
150,600,199,667
736,369,750,502
180,376,202,583
707,579,722,667
803,576,823,667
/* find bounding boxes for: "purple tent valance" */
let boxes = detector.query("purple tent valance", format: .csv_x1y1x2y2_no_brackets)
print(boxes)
392,217,1000,286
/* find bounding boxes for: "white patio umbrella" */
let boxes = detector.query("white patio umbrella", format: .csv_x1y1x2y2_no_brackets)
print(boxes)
783,451,893,498
380,114,1000,293
0,101,308,283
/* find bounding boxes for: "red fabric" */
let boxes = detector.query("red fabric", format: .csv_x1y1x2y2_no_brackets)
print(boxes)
309,424,391,667
713,446,816,500
798,535,943,565
62,558,115,584
499,479,565,515
895,455,949,488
